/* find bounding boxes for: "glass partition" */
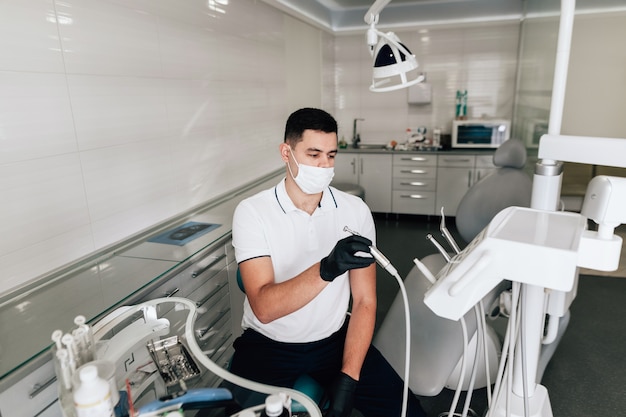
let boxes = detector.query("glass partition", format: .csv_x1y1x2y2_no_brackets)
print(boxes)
512,0,560,149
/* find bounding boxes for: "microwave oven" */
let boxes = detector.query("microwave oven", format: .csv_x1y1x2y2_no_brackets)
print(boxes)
452,119,510,148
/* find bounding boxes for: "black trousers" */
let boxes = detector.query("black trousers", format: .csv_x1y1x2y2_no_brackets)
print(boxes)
228,322,426,417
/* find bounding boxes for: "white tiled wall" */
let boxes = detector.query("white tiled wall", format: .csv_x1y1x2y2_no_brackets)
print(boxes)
333,22,520,144
10,1,619,298
0,0,329,295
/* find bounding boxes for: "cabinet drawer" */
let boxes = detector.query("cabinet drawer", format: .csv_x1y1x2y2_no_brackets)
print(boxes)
140,275,183,315
475,154,496,168
393,154,437,166
187,267,229,307
194,287,230,338
0,361,58,417
198,314,231,356
225,240,235,264
196,338,234,388
392,190,436,215
393,166,437,178
392,177,436,191
180,246,228,297
438,155,475,168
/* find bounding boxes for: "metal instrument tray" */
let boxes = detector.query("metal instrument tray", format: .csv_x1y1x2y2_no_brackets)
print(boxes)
147,335,201,386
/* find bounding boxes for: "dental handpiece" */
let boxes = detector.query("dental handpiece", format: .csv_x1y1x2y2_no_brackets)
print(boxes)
440,207,461,255
426,233,452,262
343,226,398,276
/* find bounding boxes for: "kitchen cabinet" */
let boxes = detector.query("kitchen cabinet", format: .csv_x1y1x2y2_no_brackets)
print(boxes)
474,154,497,183
392,153,438,215
435,154,476,216
335,150,496,216
435,154,497,216
334,152,392,212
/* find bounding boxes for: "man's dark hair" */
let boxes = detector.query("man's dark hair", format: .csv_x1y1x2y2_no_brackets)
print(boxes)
284,108,338,145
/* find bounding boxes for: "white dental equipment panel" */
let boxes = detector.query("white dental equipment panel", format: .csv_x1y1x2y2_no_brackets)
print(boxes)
424,206,587,321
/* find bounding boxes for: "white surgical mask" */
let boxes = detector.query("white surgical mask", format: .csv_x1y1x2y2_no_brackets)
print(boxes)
287,147,335,194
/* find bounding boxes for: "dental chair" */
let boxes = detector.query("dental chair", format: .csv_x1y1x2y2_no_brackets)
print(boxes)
373,138,534,397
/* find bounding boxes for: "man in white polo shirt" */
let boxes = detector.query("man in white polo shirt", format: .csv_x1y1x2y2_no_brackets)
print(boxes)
230,108,426,417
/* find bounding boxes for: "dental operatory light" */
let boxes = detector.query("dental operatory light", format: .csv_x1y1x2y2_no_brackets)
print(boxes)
365,0,424,92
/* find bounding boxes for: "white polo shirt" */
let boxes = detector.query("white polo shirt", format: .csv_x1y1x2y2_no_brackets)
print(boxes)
232,178,376,343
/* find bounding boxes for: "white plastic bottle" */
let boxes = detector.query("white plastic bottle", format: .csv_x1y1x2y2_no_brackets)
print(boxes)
73,364,114,417
260,394,290,417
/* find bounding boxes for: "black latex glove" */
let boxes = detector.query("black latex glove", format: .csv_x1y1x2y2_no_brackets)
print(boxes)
319,235,375,282
324,372,358,417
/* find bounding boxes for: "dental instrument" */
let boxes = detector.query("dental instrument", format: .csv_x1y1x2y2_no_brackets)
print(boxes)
343,225,409,417
440,207,461,255
426,234,452,263
343,226,398,276
413,258,437,284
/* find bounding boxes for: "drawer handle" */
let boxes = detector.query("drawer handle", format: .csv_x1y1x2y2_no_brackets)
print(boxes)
29,376,56,399
401,194,428,199
164,288,180,297
197,309,230,337
192,253,227,278
400,181,426,186
400,169,426,174
35,399,59,417
401,157,428,161
442,158,472,163
196,282,228,307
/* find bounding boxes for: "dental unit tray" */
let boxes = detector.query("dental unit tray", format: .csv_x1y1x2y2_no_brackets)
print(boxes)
424,206,588,321
147,335,201,387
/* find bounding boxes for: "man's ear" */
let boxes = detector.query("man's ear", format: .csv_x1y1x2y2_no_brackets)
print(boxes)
279,143,290,163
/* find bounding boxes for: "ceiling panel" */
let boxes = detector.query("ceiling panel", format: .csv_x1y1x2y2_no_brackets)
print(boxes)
266,0,626,32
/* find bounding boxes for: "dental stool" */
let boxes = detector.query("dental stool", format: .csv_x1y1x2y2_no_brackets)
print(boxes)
373,138,533,396
331,181,365,200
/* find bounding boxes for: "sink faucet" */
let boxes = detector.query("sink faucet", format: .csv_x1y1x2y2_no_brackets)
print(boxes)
352,118,364,148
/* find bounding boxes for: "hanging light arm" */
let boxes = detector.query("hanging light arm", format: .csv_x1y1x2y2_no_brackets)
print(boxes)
364,0,392,25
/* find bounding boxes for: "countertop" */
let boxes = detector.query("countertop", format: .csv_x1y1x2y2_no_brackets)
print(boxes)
337,146,497,155
0,169,284,386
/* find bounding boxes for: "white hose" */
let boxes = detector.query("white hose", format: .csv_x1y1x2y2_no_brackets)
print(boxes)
390,270,411,417
446,317,468,417
486,284,521,417
146,297,324,417
460,307,483,417
479,301,492,407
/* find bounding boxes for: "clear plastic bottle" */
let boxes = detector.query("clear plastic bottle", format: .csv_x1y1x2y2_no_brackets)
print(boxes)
73,365,114,417
260,394,290,417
